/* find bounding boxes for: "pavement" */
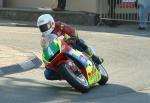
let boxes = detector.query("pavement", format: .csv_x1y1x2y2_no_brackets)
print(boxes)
0,19,36,27
0,19,42,76
0,44,42,76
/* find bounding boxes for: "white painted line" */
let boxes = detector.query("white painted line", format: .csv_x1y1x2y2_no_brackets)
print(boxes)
19,60,35,70
0,69,4,75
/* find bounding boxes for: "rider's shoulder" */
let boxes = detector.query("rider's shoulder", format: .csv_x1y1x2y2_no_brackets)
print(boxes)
55,21,68,26
55,21,64,25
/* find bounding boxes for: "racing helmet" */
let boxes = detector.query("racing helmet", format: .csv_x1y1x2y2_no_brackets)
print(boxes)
37,14,55,36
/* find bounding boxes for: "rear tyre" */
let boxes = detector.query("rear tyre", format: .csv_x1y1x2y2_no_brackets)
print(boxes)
98,65,108,85
60,63,90,93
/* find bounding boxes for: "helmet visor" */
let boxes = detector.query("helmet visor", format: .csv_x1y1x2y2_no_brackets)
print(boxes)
39,24,50,32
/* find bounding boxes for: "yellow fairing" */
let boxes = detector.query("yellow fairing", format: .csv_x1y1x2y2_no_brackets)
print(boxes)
86,60,101,85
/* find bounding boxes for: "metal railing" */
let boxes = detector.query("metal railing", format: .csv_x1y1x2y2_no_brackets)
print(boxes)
98,0,150,22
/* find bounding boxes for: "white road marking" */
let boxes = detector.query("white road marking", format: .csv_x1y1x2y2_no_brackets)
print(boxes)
19,60,35,70
0,69,4,75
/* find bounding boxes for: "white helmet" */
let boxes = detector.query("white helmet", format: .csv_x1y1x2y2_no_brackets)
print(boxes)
37,14,55,36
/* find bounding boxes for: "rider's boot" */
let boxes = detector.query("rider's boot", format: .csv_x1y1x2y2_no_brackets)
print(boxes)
75,38,104,67
85,48,104,64
91,55,104,65
91,55,104,70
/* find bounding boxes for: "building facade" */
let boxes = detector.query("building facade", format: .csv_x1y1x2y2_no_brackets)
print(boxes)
3,0,99,13
1,0,141,22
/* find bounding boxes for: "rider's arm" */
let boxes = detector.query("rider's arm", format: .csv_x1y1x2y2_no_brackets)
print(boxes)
59,22,78,42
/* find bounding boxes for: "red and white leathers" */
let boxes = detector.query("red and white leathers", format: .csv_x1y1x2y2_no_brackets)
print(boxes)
52,21,77,43
52,21,91,55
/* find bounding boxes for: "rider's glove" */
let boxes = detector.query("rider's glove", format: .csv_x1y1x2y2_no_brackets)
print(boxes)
91,55,104,65
65,34,77,44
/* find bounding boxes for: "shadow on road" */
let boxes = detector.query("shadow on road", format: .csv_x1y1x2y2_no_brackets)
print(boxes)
0,76,149,103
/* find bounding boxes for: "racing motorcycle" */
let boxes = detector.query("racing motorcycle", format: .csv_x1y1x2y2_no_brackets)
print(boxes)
41,34,108,93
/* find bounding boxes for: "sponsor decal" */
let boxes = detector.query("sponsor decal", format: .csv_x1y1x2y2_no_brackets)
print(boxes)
88,68,96,77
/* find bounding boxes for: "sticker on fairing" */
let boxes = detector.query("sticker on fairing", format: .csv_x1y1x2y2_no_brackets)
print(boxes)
48,47,54,56
67,48,88,67
43,41,60,61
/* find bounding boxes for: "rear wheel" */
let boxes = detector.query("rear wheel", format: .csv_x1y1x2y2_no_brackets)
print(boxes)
60,62,90,93
98,65,108,85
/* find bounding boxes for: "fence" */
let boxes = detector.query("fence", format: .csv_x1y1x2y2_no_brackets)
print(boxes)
98,0,150,22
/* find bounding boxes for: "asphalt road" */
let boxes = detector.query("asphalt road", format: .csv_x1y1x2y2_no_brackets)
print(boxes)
0,25,150,103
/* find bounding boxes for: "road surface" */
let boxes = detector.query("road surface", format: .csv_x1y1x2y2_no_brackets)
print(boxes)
0,25,150,103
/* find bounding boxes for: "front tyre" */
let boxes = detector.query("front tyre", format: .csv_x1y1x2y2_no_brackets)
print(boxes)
98,65,108,85
60,63,90,93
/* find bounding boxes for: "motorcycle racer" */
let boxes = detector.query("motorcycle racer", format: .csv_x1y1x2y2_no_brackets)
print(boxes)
37,14,103,80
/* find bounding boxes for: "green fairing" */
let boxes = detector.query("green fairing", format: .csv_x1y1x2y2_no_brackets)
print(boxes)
42,39,61,62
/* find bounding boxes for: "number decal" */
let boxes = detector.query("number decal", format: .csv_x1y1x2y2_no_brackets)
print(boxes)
48,47,54,56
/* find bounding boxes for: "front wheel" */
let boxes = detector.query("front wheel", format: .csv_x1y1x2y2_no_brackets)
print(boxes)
59,63,90,93
98,65,108,85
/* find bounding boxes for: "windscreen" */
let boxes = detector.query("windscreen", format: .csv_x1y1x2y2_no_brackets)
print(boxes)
41,34,57,48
